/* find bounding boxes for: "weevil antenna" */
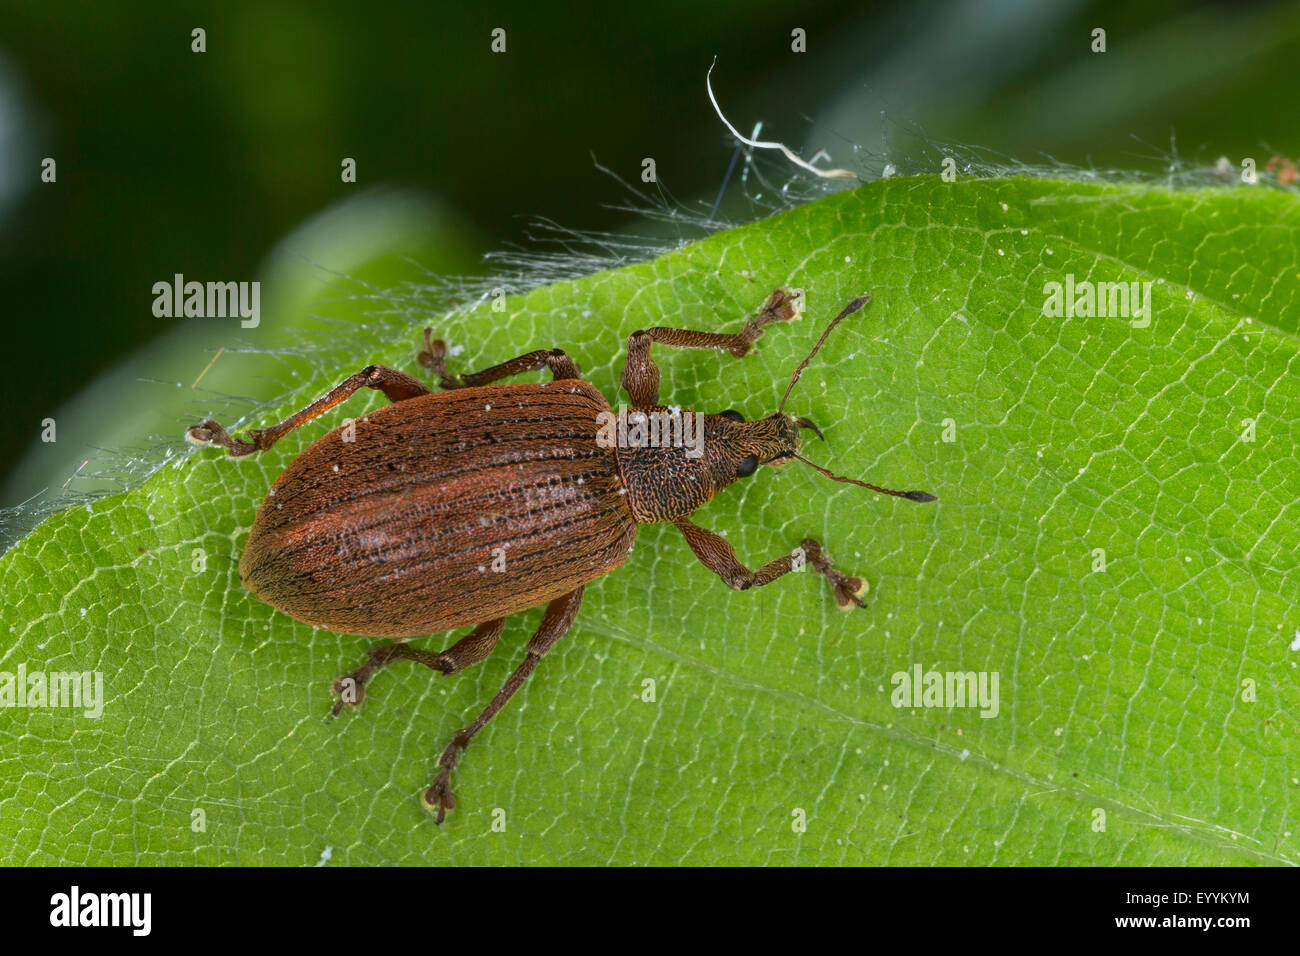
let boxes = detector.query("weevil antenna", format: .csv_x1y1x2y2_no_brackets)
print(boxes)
793,453,936,502
778,294,871,414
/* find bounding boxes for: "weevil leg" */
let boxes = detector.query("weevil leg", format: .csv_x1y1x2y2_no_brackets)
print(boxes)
673,519,868,610
186,365,431,458
433,618,509,674
620,287,804,406
418,328,581,390
423,586,585,823
329,618,506,717
796,537,871,610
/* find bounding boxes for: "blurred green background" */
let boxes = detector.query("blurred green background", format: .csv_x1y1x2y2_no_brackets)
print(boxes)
1,0,1297,517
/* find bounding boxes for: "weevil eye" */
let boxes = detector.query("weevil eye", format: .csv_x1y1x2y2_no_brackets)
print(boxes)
736,454,759,478
719,410,745,423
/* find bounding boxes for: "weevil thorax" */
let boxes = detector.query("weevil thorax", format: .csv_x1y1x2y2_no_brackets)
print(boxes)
611,406,802,524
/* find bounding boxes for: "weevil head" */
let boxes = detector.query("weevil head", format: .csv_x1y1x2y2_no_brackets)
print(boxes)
703,410,820,490
704,407,936,503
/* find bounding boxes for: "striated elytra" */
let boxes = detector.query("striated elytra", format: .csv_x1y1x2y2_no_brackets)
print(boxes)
185,287,935,821
239,378,634,638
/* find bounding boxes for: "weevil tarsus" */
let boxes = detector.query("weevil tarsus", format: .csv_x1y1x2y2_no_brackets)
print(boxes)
422,586,584,823
673,520,869,610
620,287,805,406
187,331,584,457
185,364,431,458
419,327,582,389
328,618,507,719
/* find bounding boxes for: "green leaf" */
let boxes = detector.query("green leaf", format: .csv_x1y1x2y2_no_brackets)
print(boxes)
2,175,1296,865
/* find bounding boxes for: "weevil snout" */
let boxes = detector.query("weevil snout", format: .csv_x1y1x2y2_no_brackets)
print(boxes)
793,416,824,444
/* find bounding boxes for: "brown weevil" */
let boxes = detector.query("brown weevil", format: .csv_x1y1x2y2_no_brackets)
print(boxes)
185,288,935,821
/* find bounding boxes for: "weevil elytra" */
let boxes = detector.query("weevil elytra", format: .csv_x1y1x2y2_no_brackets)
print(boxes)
185,288,935,821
